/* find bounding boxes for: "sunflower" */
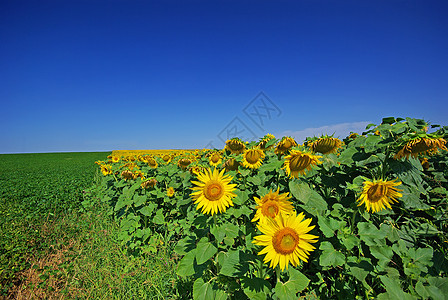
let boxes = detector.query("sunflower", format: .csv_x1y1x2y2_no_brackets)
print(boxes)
100,164,112,176
141,178,157,189
134,170,145,180
357,178,403,213
283,150,322,178
394,137,447,159
242,148,265,169
147,157,158,168
167,187,175,197
178,158,192,170
258,134,276,151
225,138,247,155
348,132,359,139
420,157,430,170
121,170,134,180
111,156,120,163
252,189,294,223
161,154,172,164
208,152,222,167
123,162,139,171
190,168,237,215
308,136,344,155
224,158,240,172
253,212,318,271
190,165,206,176
275,137,297,156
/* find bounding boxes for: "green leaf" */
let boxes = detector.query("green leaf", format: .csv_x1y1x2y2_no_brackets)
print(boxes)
274,269,309,300
195,238,218,265
288,181,327,216
357,222,387,246
133,194,147,206
337,147,358,165
233,190,249,205
219,250,240,277
319,241,345,267
370,245,394,270
317,215,346,238
138,203,156,216
378,275,417,300
241,277,270,300
176,250,196,278
153,209,165,225
193,278,215,300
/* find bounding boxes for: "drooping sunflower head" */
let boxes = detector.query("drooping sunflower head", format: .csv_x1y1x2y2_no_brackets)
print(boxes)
208,151,222,167
190,168,237,215
121,170,134,180
253,212,318,271
307,136,344,155
275,137,298,156
225,138,247,155
394,137,447,160
123,162,139,171
258,134,276,151
141,178,157,189
242,147,265,169
178,158,193,170
252,188,294,222
357,178,403,213
283,150,322,179
161,154,172,163
100,164,112,176
224,158,240,172
147,157,158,168
167,187,175,197
348,132,359,140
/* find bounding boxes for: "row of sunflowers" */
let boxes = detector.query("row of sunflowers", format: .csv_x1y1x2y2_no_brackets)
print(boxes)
91,117,448,299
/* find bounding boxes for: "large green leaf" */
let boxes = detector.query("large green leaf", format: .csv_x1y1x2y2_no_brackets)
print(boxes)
195,238,217,265
289,181,327,215
274,268,309,300
319,241,345,267
357,222,387,246
193,278,215,300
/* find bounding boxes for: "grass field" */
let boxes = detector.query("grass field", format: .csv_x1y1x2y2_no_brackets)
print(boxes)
0,152,178,299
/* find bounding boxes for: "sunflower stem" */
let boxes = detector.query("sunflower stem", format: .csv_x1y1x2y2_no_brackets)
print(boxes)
351,209,359,234
213,214,219,250
276,266,281,283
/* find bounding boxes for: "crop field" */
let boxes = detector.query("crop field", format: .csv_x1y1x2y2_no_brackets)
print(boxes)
1,117,448,299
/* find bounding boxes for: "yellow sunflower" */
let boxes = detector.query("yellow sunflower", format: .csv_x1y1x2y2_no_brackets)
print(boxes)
190,165,206,176
394,137,447,159
252,189,294,223
242,148,265,169
100,164,112,176
258,134,276,151
253,212,318,271
147,157,158,168
348,132,359,139
208,151,222,167
357,178,403,213
167,187,175,197
283,150,322,178
225,138,247,155
308,137,344,155
190,168,237,215
275,137,298,156
178,158,192,170
161,154,172,163
111,156,120,163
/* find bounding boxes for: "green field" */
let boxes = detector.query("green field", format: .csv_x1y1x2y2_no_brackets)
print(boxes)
0,152,178,298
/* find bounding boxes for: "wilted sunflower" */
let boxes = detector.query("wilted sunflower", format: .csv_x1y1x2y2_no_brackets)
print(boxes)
225,138,247,155
283,150,322,178
167,187,175,197
275,137,297,156
394,137,447,159
121,170,134,180
190,168,237,215
357,178,403,213
141,178,157,189
252,189,294,223
308,136,344,155
100,164,112,176
208,151,222,167
134,170,145,180
224,158,240,172
178,158,192,170
242,148,265,169
147,157,158,168
420,157,430,170
258,134,276,151
253,212,318,271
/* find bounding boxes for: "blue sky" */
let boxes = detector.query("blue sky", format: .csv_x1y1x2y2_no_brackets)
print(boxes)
1,0,447,153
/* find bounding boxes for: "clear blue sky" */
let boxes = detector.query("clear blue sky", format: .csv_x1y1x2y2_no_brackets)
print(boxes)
1,0,447,153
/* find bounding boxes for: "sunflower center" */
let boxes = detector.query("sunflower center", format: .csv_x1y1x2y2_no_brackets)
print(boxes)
211,154,220,163
246,150,261,164
367,184,386,202
410,139,433,154
289,155,311,171
204,181,224,201
272,227,300,255
261,200,279,218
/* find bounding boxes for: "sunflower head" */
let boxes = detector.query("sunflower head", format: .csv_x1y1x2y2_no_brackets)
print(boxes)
147,157,158,168
178,158,193,170
348,132,359,139
225,138,247,154
208,151,222,167
258,134,276,151
275,137,298,155
253,212,318,271
420,157,430,170
190,168,237,215
394,137,447,159
141,178,157,189
123,162,139,171
242,147,265,169
100,164,112,176
357,178,403,213
121,170,134,180
167,187,175,197
190,165,207,176
161,154,172,163
134,170,145,180
283,150,322,178
307,136,344,155
111,156,120,163
252,188,294,222
224,158,240,172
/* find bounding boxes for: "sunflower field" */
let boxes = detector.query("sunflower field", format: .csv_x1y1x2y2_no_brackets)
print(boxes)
90,117,448,299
